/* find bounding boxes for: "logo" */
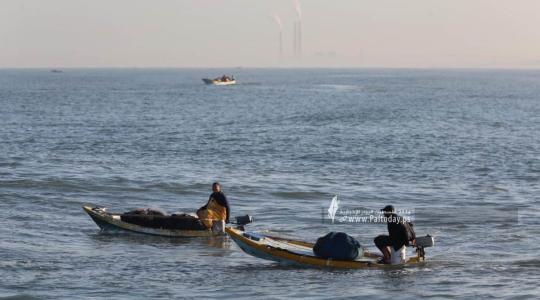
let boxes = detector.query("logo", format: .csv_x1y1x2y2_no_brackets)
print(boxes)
323,197,415,224
327,195,339,223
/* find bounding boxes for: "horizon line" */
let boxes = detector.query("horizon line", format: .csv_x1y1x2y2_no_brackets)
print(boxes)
2,66,540,71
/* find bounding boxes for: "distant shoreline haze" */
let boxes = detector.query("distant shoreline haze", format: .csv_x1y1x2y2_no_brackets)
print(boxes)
2,0,540,68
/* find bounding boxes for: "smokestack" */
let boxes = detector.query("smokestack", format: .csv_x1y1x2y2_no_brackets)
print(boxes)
279,30,283,57
293,22,297,57
297,21,302,57
293,0,302,58
271,14,283,59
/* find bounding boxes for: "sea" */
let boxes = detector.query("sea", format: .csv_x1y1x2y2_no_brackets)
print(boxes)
1,68,539,299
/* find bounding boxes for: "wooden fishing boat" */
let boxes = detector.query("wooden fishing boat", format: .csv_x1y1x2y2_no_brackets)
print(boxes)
226,227,434,269
83,205,222,237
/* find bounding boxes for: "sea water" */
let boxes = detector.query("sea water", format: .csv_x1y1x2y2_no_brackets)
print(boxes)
1,68,539,299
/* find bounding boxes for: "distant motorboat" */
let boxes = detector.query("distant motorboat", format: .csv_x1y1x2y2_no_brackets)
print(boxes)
50,69,63,73
202,75,236,86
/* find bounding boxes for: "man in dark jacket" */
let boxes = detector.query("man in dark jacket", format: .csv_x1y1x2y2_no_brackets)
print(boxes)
196,182,230,228
374,205,415,264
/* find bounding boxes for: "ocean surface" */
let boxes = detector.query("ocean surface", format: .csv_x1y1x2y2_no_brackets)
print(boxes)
1,68,539,299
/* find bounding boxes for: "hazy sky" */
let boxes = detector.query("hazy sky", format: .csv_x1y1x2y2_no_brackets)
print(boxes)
2,0,540,68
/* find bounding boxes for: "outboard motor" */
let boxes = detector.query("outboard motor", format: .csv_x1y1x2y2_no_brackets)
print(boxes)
234,215,253,230
414,235,435,260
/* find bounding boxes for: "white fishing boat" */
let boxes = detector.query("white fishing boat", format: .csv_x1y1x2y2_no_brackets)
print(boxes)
202,75,236,86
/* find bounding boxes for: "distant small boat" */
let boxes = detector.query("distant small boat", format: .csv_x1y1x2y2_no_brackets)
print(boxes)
202,75,236,86
50,69,63,73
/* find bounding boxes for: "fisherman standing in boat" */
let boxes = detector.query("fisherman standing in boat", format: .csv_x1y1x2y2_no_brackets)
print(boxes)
197,182,230,228
374,205,415,264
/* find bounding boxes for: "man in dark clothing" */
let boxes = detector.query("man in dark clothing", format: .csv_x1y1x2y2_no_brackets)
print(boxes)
374,205,415,264
196,182,230,227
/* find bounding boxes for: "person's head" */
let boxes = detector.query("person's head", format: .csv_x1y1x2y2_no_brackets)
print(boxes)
381,205,395,218
212,182,221,193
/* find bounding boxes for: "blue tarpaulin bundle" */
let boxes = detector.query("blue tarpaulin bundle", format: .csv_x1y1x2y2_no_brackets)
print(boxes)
313,232,361,261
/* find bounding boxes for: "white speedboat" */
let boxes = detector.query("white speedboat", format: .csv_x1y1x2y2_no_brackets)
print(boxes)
202,76,236,86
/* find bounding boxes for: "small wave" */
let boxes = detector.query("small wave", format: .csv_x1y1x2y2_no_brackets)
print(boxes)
0,161,22,167
473,167,492,173
271,191,329,200
234,82,261,86
318,84,359,91
528,167,540,174
513,258,540,268
0,177,96,192
491,186,509,192
0,179,40,189
142,181,208,195
0,295,41,300
490,121,507,128
361,85,388,93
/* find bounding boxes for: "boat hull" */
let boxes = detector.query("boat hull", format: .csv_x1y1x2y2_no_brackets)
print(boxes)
202,78,236,85
83,205,222,237
226,227,424,269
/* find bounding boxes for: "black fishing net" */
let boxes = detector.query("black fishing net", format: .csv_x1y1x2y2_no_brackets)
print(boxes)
120,210,206,230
